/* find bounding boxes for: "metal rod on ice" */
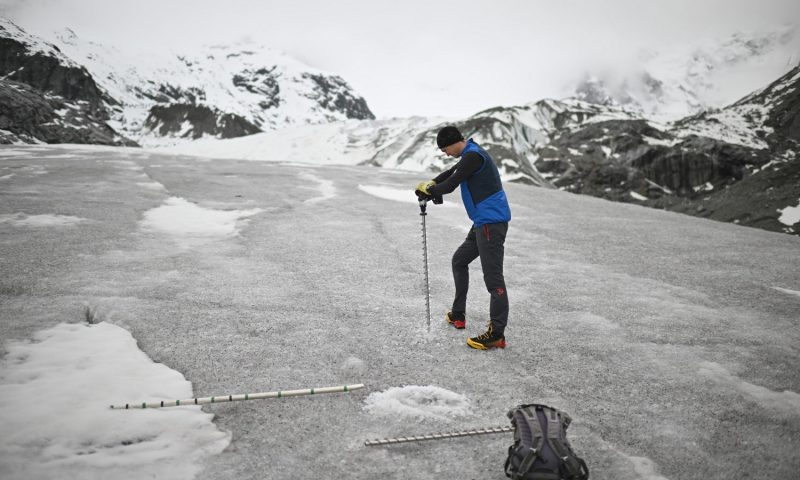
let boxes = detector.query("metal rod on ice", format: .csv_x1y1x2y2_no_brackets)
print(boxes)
110,383,365,409
364,425,512,447
420,198,432,331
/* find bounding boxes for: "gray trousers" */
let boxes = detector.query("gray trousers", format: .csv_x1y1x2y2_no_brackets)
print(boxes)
451,222,509,334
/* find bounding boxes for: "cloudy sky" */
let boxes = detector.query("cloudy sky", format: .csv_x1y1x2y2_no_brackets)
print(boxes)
2,0,798,118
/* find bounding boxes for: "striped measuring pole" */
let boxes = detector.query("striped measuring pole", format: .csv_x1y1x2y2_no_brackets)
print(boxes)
365,425,512,446
110,383,365,409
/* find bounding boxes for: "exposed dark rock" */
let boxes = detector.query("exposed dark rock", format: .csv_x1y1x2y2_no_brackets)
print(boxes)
526,66,800,235
630,135,768,194
756,69,800,146
0,21,135,145
0,79,137,146
132,84,206,104
144,103,261,139
0,37,109,114
651,155,800,235
0,80,55,139
233,67,280,110
302,73,375,120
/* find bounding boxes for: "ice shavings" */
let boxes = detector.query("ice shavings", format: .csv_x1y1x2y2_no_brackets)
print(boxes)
0,213,87,227
363,385,472,421
627,456,671,480
140,197,262,246
777,198,800,226
0,322,230,480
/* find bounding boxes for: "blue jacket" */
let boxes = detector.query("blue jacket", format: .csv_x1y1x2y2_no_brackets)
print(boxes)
459,140,511,227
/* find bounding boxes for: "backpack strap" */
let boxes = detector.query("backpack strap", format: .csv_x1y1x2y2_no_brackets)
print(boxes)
543,408,589,480
506,405,547,480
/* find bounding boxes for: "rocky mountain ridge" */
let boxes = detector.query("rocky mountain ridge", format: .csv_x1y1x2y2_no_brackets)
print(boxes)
572,25,799,122
0,19,374,146
0,19,134,145
434,66,800,235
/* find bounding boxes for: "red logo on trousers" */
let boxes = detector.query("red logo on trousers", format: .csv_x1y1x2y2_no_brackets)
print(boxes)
496,288,505,296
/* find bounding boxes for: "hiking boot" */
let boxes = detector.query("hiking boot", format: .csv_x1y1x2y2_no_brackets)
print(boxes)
467,323,506,350
445,311,465,329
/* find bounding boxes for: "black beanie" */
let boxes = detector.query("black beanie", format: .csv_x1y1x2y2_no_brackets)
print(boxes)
436,126,464,148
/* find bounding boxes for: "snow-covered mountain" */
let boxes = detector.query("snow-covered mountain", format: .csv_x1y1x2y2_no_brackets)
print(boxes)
572,26,799,122
51,28,374,146
0,18,134,145
166,98,643,187
0,19,374,146
169,64,800,236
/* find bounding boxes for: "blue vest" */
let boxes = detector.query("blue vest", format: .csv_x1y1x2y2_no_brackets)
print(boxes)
459,139,511,227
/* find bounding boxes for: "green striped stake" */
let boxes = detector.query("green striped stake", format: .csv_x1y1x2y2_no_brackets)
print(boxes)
110,383,365,409
364,425,512,446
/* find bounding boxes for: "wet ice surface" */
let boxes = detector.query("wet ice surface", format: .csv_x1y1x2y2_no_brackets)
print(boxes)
1,144,799,479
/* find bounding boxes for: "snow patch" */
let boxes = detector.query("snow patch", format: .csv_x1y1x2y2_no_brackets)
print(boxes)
300,172,336,204
140,197,262,247
0,322,230,480
693,182,714,193
643,136,679,147
777,199,800,226
357,184,458,208
698,361,800,414
136,181,166,191
357,184,421,205
363,385,472,421
0,213,87,227
772,287,800,298
0,149,33,157
645,179,674,195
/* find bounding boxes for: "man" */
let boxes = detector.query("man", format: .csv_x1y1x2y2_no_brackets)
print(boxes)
415,126,511,350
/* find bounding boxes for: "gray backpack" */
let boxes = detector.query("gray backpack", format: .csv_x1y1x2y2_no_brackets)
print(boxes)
504,404,589,480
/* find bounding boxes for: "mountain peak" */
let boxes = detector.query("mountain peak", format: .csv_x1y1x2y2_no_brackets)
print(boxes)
569,26,800,122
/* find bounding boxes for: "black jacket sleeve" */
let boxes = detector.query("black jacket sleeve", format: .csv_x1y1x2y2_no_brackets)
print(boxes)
428,152,483,196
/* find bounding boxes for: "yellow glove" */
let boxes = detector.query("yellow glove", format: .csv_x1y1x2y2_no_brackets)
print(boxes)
415,180,436,196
